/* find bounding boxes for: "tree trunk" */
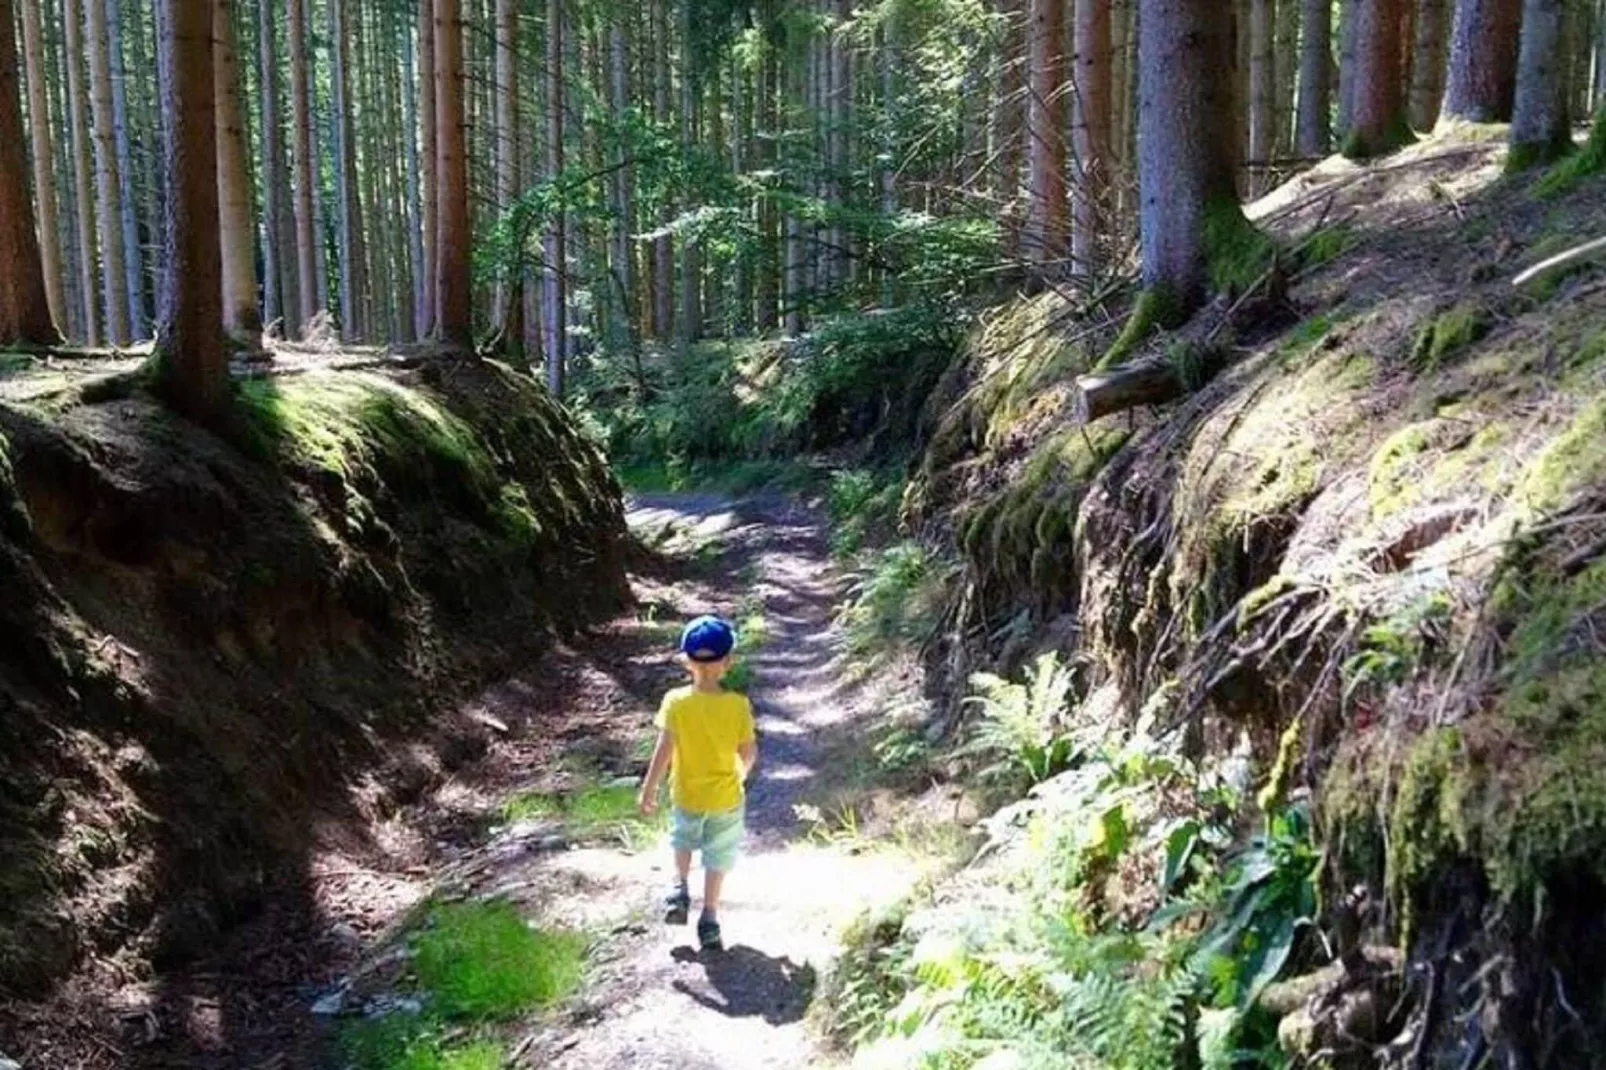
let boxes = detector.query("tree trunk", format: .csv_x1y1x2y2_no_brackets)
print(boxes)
1072,0,1112,276
331,0,363,342
1346,0,1414,156
87,0,131,345
1509,0,1576,166
1024,0,1069,279
402,13,424,344
1297,0,1334,154
1275,0,1301,154
1337,0,1358,136
107,0,146,338
0,0,59,346
678,0,702,345
289,0,318,332
652,0,673,340
1444,0,1524,121
417,0,437,340
1410,0,1451,128
1136,0,1247,313
19,0,67,332
65,0,102,344
494,0,521,346
259,0,296,336
152,0,228,425
543,0,566,389
1074,359,1185,422
434,0,471,349
1248,0,1276,190
609,20,638,349
214,0,258,344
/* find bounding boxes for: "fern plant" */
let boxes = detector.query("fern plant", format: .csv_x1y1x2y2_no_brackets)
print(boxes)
956,653,1080,791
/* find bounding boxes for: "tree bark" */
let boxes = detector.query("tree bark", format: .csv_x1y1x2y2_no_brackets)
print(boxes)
434,0,472,349
417,0,437,340
678,0,702,344
214,0,258,344
107,0,146,338
1137,0,1246,313
331,0,364,342
609,19,638,349
1410,0,1451,128
1444,0,1524,121
289,0,318,333
259,0,296,336
1346,0,1414,156
544,0,567,389
1337,0,1358,136
1275,0,1301,154
1072,0,1112,276
1024,0,1069,279
65,0,103,344
1297,0,1334,155
1248,0,1276,190
494,0,521,345
152,0,228,425
401,12,424,344
19,0,67,332
652,0,673,340
0,0,59,346
87,0,131,345
1509,0,1576,166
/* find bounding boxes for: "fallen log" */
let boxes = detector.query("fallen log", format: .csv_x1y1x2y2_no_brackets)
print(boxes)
1074,358,1185,424
1513,235,1606,288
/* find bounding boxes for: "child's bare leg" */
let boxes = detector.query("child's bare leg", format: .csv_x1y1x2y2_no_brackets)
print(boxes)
702,868,727,918
675,850,693,886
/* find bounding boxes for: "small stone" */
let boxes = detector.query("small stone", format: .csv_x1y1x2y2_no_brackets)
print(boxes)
1,1053,23,1070
310,985,349,1016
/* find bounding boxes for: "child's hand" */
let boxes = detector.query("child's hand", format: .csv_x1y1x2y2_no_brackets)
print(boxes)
637,789,658,817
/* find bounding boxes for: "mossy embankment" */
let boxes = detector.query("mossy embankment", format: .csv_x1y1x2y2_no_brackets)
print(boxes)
868,131,1606,1067
0,357,628,1000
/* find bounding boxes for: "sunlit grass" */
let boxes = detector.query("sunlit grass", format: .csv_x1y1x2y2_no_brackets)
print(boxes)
501,783,664,848
341,1018,504,1070
412,900,586,1020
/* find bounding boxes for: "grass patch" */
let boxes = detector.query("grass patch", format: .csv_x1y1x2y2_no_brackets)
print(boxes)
412,900,586,1019
501,784,663,848
840,541,953,660
0,353,37,376
342,1018,504,1070
1535,119,1604,198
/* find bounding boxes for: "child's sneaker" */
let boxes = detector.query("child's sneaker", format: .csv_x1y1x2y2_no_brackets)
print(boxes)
697,915,723,952
664,884,691,925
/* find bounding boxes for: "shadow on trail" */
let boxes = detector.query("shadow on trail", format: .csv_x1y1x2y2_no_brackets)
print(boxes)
670,945,818,1025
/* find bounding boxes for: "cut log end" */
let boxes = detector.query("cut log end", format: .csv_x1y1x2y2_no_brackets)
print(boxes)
1074,359,1186,424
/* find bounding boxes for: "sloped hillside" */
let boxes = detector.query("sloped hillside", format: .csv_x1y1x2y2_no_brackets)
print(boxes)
876,131,1606,1066
0,358,629,1000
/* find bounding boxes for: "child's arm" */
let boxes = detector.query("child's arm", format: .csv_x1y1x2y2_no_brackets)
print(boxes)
638,729,674,815
737,740,758,781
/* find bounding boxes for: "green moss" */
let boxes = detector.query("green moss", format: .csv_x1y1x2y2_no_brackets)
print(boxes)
0,428,30,542
1507,132,1576,174
1369,423,1434,518
1535,112,1605,198
1100,286,1187,369
1519,395,1606,514
1300,228,1357,271
1342,114,1417,160
1329,560,1606,927
1204,198,1276,295
1410,304,1489,373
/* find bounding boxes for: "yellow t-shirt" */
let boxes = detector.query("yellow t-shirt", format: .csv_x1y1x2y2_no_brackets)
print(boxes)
656,686,755,814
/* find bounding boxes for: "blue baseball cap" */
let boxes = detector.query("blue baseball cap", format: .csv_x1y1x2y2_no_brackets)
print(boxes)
680,615,736,662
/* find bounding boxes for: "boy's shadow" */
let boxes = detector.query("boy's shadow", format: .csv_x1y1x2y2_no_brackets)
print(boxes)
671,944,818,1025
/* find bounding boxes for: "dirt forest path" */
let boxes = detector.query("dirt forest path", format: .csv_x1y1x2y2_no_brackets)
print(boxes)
449,493,926,1070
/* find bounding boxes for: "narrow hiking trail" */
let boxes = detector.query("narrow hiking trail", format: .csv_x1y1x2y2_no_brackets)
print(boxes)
392,493,930,1070
501,494,926,1069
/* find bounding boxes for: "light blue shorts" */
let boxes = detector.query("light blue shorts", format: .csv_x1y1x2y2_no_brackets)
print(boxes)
671,804,746,873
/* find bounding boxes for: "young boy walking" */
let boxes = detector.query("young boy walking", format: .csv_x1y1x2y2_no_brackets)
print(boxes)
637,615,757,952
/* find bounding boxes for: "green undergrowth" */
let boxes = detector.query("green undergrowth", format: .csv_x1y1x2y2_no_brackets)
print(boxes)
830,662,1319,1070
578,304,963,484
839,541,955,661
1410,303,1489,373
1534,116,1605,197
502,783,664,849
342,900,586,1070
